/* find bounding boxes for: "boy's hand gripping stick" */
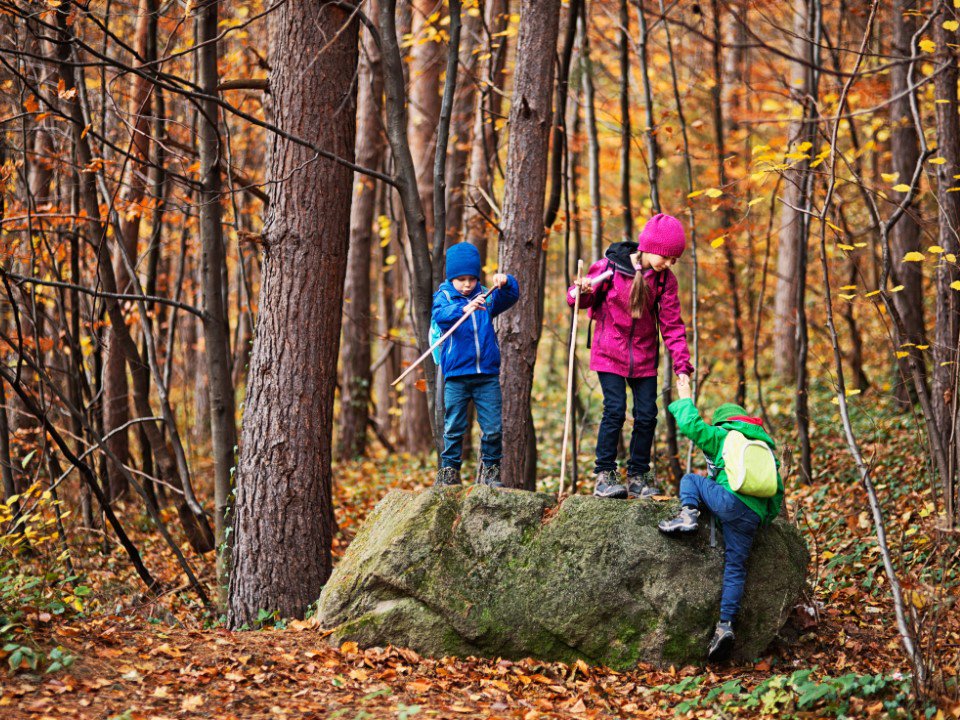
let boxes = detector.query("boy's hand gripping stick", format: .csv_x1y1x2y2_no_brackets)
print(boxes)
392,285,498,387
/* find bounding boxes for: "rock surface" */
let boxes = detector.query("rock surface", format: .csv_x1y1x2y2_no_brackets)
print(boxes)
317,486,808,669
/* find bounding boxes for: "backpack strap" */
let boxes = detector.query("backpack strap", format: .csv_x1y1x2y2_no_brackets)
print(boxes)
585,259,614,350
652,269,668,369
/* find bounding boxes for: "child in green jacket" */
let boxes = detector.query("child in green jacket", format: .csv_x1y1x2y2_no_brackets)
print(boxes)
658,375,784,662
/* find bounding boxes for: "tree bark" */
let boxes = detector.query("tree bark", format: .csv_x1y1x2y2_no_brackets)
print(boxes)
889,0,926,405
773,0,811,382
196,0,238,605
462,0,510,258
227,1,358,627
496,0,561,489
618,0,633,241
104,0,156,500
578,1,603,262
339,0,384,460
932,4,960,459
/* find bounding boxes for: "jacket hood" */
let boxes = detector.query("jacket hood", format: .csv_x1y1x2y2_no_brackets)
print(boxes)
604,241,640,275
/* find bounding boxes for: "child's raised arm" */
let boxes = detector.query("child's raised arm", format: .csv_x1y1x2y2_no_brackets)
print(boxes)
567,259,611,309
668,397,726,461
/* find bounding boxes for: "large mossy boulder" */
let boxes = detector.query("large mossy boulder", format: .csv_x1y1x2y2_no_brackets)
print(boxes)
317,486,808,669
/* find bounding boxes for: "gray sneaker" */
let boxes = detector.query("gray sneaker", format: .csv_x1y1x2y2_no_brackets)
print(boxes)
593,470,628,499
627,470,662,498
707,621,735,662
434,466,461,487
478,463,504,488
658,505,700,534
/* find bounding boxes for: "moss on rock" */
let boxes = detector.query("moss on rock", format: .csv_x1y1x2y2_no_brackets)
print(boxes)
317,486,808,669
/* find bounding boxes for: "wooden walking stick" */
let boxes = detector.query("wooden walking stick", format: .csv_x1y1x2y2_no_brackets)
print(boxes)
392,285,498,387
559,260,584,499
558,264,613,498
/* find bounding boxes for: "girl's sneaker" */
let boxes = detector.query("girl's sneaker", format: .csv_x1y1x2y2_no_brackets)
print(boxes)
478,463,504,488
434,467,461,486
593,470,628,499
658,505,700,534
627,470,662,498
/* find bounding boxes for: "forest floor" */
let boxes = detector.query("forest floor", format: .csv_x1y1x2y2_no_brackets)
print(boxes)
2,387,960,719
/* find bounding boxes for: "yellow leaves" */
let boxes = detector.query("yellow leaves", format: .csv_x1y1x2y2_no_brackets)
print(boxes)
892,183,912,193
687,187,722,199
880,172,899,183
839,293,856,301
919,38,936,53
747,197,766,207
929,156,947,165
837,244,855,251
710,236,726,248
928,245,946,253
902,251,925,262
950,280,960,291
839,285,857,290
944,19,960,31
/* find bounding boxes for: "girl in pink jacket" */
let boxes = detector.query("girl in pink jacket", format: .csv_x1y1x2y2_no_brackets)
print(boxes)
568,213,694,500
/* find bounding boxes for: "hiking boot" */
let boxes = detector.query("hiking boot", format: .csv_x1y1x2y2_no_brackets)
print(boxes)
658,505,700,534
627,470,662,499
593,470,628,499
707,621,735,662
434,466,461,487
478,463,504,488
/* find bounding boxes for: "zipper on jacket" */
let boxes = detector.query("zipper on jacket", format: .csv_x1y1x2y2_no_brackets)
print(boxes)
471,311,481,373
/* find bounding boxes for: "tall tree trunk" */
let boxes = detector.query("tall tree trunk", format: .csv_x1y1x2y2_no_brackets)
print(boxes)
104,0,156,500
496,0,561,489
889,0,926,405
339,0,385,460
444,9,480,247
579,1,603,262
228,1,358,627
197,0,238,606
618,0,633,241
710,0,747,407
773,0,811,382
933,3,960,468
462,0,510,257
409,0,443,241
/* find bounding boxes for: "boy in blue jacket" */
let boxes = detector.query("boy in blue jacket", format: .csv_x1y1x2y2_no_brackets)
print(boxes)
432,242,520,487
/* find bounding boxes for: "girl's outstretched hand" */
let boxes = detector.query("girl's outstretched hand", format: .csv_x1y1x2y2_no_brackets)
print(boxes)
574,277,593,294
676,374,692,400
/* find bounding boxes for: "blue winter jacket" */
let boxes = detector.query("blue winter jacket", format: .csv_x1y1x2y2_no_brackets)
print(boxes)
431,275,520,378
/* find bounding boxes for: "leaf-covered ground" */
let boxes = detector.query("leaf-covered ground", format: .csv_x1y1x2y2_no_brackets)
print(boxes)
2,389,959,719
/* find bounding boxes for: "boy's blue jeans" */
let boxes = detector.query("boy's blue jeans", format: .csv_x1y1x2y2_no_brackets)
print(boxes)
680,473,761,623
441,373,502,469
595,373,657,475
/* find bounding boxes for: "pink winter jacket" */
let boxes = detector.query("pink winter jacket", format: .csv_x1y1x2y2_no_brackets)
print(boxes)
567,257,694,379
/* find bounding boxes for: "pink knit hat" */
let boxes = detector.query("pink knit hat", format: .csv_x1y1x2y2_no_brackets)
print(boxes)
637,213,686,258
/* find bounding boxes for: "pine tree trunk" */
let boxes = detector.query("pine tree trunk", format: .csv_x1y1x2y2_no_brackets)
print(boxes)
227,1,358,627
496,0,561,489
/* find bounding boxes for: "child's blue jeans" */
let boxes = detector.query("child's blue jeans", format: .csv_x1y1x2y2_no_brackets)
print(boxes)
440,373,502,469
595,373,657,475
680,473,761,623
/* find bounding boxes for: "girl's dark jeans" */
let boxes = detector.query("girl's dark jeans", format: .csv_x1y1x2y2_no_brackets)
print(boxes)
595,372,658,475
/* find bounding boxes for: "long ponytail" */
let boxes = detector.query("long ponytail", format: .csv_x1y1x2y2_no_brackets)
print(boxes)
630,267,649,320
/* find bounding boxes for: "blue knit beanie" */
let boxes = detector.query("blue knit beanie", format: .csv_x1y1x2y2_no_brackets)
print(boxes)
445,242,482,280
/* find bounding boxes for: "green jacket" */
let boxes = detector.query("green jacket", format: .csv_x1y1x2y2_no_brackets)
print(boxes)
668,398,784,524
